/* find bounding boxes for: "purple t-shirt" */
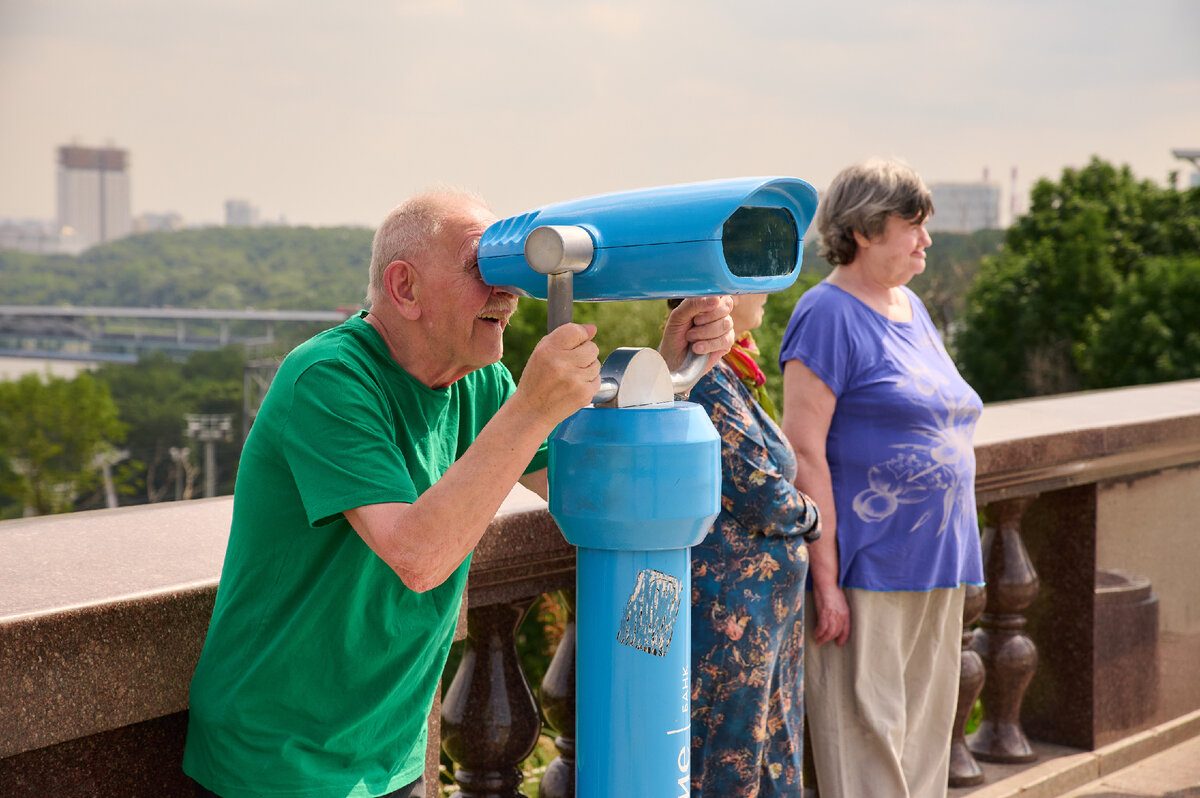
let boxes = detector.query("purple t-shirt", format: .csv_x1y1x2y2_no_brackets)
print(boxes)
779,282,984,591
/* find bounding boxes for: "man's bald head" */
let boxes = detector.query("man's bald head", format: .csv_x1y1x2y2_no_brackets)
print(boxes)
366,187,491,309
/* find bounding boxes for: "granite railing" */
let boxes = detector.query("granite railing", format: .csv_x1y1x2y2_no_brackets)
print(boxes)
3,379,1200,797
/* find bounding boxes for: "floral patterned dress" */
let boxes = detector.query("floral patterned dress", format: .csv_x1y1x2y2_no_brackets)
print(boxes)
689,359,820,797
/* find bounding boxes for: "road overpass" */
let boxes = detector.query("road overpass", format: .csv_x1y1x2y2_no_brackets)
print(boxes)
0,305,356,363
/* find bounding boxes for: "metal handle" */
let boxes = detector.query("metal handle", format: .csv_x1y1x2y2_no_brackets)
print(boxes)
668,348,706,398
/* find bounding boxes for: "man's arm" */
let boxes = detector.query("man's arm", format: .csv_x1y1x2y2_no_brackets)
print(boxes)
345,324,598,592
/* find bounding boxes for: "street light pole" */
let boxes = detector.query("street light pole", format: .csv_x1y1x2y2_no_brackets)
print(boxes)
185,414,233,498
169,446,191,500
1171,148,1200,188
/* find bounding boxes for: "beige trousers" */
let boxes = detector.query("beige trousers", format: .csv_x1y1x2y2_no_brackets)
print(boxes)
804,587,965,798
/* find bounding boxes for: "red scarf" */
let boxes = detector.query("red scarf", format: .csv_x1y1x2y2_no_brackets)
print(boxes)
723,333,778,422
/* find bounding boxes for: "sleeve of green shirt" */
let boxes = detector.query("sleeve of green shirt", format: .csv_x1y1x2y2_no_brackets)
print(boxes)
281,359,419,527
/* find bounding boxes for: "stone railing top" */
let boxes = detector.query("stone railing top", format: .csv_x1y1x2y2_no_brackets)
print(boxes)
0,484,557,759
0,496,232,623
976,379,1200,446
973,379,1200,502
0,486,556,625
5,379,1200,626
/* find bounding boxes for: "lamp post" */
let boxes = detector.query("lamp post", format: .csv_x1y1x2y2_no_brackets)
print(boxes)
168,446,191,500
92,446,130,509
185,413,232,498
1171,148,1200,189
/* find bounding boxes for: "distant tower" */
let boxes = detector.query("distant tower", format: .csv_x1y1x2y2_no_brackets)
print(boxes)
927,177,1002,233
225,199,260,227
1010,166,1019,223
1172,149,1200,188
56,144,132,249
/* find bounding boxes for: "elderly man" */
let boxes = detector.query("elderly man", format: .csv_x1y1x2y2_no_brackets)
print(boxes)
182,188,735,798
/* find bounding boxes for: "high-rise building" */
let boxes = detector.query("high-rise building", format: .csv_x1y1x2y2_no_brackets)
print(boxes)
57,144,132,249
926,182,1002,233
225,199,260,227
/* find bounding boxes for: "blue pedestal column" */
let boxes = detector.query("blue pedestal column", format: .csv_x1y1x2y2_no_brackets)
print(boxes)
549,402,719,798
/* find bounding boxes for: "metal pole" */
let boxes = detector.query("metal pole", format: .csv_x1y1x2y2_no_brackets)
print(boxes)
547,272,574,331
205,439,216,498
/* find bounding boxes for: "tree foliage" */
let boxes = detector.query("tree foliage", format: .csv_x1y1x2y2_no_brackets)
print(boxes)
91,348,245,506
1078,255,1200,389
1,226,373,311
955,158,1200,401
0,372,126,517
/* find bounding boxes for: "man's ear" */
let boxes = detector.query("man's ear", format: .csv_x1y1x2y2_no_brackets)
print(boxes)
383,260,421,320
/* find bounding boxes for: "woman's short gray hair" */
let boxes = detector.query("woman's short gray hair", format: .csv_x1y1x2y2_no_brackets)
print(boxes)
815,158,934,267
366,187,489,308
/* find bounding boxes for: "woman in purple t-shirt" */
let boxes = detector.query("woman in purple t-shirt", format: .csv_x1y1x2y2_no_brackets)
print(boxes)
778,158,984,798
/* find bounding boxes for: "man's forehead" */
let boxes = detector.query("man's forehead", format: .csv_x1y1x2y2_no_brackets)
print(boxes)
422,201,493,266
450,202,495,240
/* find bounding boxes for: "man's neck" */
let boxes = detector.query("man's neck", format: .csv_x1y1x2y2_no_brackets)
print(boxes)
363,310,466,389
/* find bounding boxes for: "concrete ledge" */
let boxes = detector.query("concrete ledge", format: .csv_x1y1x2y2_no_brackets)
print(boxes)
0,498,230,758
974,380,1200,503
959,708,1200,798
0,585,215,758
0,486,564,762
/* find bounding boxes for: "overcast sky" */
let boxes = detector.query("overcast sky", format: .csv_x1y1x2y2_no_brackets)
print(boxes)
2,0,1198,229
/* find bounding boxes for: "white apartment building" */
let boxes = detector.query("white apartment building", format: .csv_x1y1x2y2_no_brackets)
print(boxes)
927,182,1002,233
56,145,132,249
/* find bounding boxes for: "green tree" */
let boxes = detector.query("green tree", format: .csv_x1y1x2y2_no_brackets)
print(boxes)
1078,255,1200,389
92,347,246,505
0,372,126,516
1,226,373,312
955,158,1200,401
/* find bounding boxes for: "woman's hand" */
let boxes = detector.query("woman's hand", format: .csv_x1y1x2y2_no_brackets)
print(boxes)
659,295,735,374
811,582,851,646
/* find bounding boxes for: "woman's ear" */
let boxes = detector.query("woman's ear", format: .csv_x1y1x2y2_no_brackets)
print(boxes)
383,260,421,320
852,230,872,250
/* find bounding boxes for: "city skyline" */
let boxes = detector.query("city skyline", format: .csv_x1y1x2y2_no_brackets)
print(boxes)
1,0,1198,229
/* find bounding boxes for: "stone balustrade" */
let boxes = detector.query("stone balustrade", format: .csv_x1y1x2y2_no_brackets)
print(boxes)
3,379,1200,797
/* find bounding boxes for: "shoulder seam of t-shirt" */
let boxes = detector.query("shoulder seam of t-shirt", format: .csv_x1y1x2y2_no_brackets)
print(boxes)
279,351,377,444
783,284,856,396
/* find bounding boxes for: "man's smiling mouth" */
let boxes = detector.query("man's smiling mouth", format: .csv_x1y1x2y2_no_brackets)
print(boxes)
477,309,512,328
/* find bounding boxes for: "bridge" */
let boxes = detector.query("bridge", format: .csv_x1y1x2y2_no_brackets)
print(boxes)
0,305,356,363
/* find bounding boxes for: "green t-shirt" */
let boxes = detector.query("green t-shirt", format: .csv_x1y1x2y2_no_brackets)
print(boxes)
183,314,547,798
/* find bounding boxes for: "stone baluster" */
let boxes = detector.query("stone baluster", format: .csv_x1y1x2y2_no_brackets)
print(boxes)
949,583,988,787
969,497,1040,763
442,599,544,798
538,590,577,798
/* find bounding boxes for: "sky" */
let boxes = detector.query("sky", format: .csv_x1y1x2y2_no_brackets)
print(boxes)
1,0,1198,229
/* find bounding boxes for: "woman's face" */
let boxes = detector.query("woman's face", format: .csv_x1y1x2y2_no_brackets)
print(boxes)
857,214,932,287
730,292,769,337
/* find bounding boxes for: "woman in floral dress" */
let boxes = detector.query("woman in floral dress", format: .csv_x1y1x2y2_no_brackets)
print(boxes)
682,293,821,797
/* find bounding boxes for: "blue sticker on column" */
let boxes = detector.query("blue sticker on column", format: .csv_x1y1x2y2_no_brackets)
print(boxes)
616,569,682,657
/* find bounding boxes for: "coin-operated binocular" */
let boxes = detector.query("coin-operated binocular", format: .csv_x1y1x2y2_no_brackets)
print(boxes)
480,176,818,797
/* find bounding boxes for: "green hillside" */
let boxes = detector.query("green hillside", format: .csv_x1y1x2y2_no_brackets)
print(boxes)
1,226,374,311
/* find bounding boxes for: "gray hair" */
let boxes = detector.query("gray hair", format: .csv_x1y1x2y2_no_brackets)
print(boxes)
366,187,489,308
816,158,934,267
